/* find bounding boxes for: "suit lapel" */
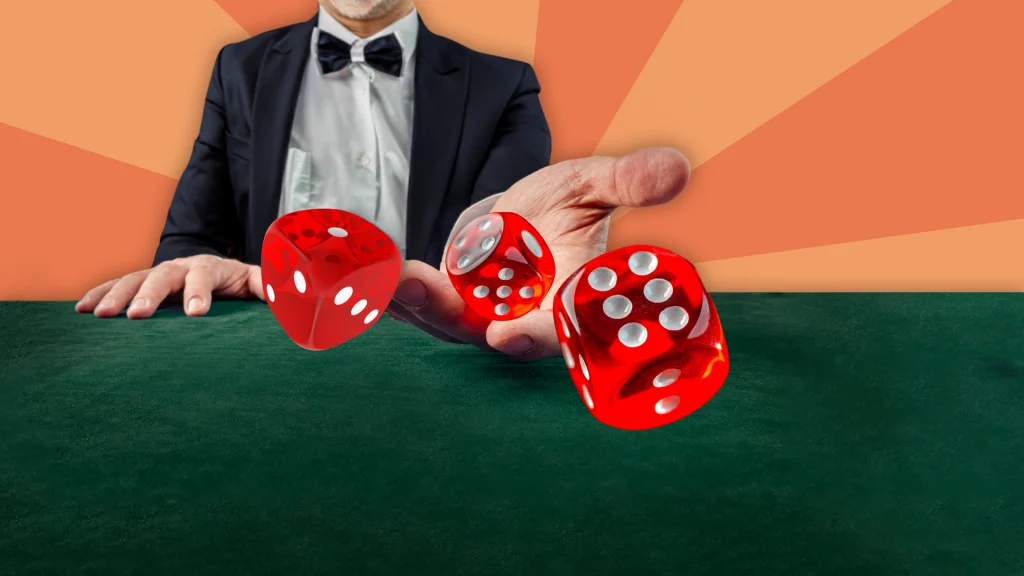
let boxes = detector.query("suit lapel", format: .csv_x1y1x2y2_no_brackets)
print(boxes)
406,19,469,262
249,16,316,257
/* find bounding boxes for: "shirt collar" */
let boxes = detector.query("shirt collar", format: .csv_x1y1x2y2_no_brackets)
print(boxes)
316,5,419,64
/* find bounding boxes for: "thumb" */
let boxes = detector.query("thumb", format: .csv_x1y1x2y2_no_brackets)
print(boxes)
504,147,690,212
486,308,561,360
246,265,266,301
583,147,691,209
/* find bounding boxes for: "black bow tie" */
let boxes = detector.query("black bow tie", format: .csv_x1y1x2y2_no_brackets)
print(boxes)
317,31,404,77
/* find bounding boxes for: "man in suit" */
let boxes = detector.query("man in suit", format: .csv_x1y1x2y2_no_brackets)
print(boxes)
77,0,694,361
76,0,549,319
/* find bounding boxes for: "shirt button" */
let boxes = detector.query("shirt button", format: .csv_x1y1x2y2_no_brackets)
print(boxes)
359,155,371,167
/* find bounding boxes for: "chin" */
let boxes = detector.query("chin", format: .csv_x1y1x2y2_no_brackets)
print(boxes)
329,0,402,20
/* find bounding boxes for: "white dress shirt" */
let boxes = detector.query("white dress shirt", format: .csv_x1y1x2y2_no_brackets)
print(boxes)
281,6,419,256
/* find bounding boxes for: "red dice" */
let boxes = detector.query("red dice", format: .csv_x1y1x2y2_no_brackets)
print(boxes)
261,209,402,350
445,212,555,321
553,245,729,430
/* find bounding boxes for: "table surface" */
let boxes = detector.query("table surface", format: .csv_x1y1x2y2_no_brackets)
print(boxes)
1,295,1022,575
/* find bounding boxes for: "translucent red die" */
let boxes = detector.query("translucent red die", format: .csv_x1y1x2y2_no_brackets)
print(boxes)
553,245,729,430
261,209,402,350
445,212,555,321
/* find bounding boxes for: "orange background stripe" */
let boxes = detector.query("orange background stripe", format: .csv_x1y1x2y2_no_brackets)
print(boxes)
697,220,1024,292
213,0,317,35
0,125,176,300
533,0,684,163
0,0,247,178
597,0,952,226
611,0,1024,265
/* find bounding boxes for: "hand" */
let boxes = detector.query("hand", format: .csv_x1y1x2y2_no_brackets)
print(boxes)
75,255,265,319
387,147,691,359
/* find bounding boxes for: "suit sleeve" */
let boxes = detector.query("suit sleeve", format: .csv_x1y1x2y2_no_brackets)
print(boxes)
469,63,552,204
152,48,245,266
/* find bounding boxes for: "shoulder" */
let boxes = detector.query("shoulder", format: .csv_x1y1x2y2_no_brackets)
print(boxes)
470,47,532,80
218,19,312,70
428,33,534,85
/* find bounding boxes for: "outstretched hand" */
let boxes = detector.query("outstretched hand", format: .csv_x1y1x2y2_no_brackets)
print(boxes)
76,255,264,319
387,147,691,359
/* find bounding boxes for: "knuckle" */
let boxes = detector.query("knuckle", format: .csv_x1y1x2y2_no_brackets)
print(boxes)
613,156,642,207
159,261,186,276
184,269,216,292
188,262,217,278
567,159,591,197
194,254,221,266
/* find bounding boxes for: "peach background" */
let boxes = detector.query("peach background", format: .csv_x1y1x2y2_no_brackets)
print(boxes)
0,0,1020,299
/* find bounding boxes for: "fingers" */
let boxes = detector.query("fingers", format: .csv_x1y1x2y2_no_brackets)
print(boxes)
486,308,562,361
126,261,190,319
92,271,150,318
507,147,691,210
390,260,492,350
389,261,558,356
79,256,262,320
75,279,117,313
246,265,265,302
181,257,221,316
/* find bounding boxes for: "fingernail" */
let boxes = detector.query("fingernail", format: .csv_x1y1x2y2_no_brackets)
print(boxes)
129,298,147,311
98,298,114,309
187,297,203,314
393,279,427,307
499,335,535,356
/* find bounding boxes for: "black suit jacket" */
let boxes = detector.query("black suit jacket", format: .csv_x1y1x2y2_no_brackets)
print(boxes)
154,14,551,268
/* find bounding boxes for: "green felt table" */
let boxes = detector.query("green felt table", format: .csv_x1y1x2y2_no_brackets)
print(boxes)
1,295,1022,574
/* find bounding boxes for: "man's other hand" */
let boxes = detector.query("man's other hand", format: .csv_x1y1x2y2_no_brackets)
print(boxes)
75,255,264,319
388,147,691,360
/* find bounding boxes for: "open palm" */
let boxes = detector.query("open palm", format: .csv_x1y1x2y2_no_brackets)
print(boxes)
387,147,691,360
